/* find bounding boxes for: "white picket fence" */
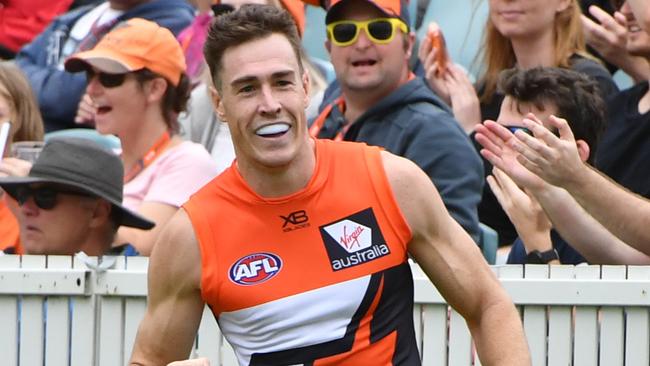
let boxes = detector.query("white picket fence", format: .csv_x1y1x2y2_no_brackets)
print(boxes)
1,255,649,366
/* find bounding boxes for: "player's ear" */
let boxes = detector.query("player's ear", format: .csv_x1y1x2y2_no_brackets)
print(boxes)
301,70,310,106
576,139,591,163
209,86,227,122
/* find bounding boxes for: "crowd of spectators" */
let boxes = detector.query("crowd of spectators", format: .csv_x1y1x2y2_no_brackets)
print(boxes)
0,0,649,268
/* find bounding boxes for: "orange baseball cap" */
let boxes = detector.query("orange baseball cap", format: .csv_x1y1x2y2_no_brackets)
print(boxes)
212,0,306,37
65,18,186,86
279,0,306,37
324,0,410,25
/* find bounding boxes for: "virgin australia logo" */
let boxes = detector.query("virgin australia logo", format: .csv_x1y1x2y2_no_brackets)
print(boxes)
321,214,390,271
324,220,372,253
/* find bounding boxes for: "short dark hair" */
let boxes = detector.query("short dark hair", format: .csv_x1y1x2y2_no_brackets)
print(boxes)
134,69,191,134
203,4,305,91
499,67,607,164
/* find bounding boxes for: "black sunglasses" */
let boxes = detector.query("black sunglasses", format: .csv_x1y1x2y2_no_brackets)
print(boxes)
506,126,533,136
85,69,129,88
9,185,93,210
506,125,560,137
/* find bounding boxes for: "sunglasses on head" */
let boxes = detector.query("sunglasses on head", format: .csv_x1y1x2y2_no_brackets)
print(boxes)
326,18,408,47
85,69,129,88
9,185,93,210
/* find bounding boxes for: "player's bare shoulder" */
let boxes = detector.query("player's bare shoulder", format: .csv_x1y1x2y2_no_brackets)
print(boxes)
380,150,446,235
380,150,437,200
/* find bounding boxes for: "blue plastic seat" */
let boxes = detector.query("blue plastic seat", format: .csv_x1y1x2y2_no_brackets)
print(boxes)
44,129,121,152
479,223,498,265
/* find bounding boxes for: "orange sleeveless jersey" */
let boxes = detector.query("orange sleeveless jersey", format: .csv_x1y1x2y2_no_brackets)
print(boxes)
184,139,421,365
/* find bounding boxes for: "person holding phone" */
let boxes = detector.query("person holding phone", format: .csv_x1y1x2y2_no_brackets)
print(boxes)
0,63,45,254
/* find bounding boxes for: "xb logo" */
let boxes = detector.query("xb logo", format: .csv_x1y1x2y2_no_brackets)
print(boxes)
280,210,310,232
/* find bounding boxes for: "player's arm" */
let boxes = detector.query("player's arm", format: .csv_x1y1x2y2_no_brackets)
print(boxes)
381,151,530,366
129,209,205,365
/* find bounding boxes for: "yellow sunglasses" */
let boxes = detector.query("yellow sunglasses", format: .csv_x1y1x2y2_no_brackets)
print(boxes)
326,18,408,47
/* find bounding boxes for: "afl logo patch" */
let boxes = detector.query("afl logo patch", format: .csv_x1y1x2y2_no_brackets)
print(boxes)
229,253,283,286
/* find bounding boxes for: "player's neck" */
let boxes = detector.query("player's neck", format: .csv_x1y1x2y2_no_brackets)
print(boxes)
237,138,316,198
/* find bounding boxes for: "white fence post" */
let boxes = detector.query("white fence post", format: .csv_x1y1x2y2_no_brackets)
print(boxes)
44,256,74,366
522,264,548,366
624,266,650,366
420,303,448,365
0,255,20,366
573,265,600,366
71,255,96,366
97,256,125,366
20,255,47,366
122,256,149,366
600,266,626,366
547,265,574,366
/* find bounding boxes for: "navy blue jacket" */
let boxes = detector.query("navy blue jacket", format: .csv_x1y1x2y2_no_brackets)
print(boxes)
313,78,484,243
15,0,194,132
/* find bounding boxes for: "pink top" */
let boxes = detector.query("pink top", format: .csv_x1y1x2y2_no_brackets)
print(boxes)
123,141,218,210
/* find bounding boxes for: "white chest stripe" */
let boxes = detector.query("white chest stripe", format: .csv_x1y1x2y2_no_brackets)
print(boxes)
218,275,371,365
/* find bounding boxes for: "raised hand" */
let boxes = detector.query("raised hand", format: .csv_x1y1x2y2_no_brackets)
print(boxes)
75,93,97,126
582,6,628,62
510,115,588,190
418,27,451,105
475,117,547,192
445,64,481,133
487,168,552,253
581,5,650,82
0,157,32,178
